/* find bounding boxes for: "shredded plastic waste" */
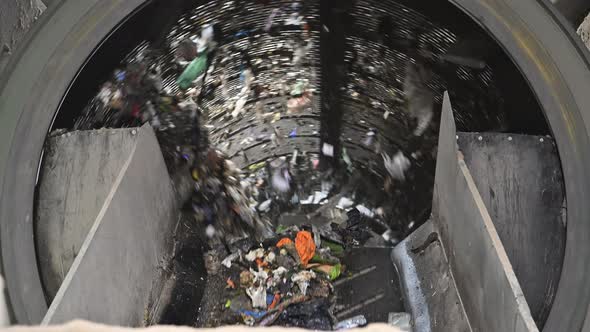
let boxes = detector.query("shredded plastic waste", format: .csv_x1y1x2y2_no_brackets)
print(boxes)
335,315,367,330
177,53,208,90
383,151,411,181
295,231,316,266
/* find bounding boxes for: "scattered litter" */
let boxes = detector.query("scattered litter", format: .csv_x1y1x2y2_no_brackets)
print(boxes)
205,224,216,238
222,251,241,268
292,270,316,295
247,285,268,309
272,266,288,280
276,238,294,248
336,197,355,210
314,263,342,280
232,94,248,118
300,195,314,205
355,204,375,218
322,143,334,157
335,315,367,330
245,248,265,262
248,161,266,172
240,270,255,287
388,312,412,331
177,53,208,90
383,151,411,181
363,130,376,147
258,199,272,212
291,81,306,96
265,251,276,264
226,277,236,289
313,191,329,204
251,267,269,284
268,293,281,309
295,231,316,266
271,170,291,192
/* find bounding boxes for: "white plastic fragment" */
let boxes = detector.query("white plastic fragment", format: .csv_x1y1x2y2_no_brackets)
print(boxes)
97,86,112,105
251,267,268,284
246,285,267,309
335,315,367,330
322,143,334,157
375,207,385,216
271,172,291,192
273,267,288,278
291,270,316,296
312,225,321,247
291,149,299,165
221,250,241,268
245,248,265,262
356,204,375,218
313,191,329,205
285,12,302,25
265,251,276,264
241,68,254,93
336,197,355,210
382,151,411,181
270,266,288,287
258,199,272,212
205,225,216,238
240,137,254,145
363,131,376,147
232,95,248,118
300,195,315,205
388,312,412,331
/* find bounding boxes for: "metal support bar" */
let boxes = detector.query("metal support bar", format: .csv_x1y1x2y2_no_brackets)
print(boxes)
318,0,353,170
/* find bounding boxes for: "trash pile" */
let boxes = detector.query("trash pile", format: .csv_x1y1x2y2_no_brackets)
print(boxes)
191,145,401,328
220,229,340,328
197,225,378,330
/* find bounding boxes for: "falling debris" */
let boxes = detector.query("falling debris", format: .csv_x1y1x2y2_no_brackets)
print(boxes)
322,143,334,157
383,151,411,181
177,53,208,90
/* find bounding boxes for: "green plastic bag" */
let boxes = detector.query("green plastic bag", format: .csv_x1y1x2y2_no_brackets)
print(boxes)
323,240,344,255
177,54,208,90
329,263,342,280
